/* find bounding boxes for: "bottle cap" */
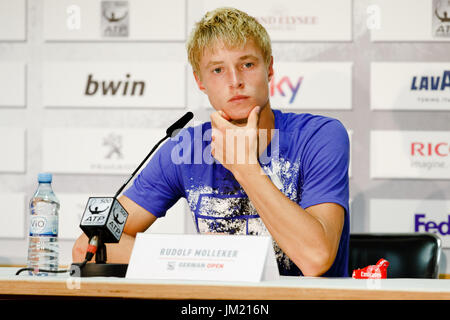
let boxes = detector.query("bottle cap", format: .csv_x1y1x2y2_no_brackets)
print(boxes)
38,173,53,183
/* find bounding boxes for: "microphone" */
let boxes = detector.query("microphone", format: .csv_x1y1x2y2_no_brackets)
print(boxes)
73,111,194,277
166,111,194,137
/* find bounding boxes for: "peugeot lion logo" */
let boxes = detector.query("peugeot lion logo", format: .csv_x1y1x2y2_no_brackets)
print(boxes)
103,133,123,159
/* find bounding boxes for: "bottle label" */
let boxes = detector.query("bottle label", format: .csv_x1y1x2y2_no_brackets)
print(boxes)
30,215,58,237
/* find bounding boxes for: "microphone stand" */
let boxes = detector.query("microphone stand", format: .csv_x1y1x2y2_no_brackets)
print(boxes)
71,112,193,278
71,136,169,277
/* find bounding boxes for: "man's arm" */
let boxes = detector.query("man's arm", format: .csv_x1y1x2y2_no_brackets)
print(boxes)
236,170,344,277
210,107,346,277
72,195,157,263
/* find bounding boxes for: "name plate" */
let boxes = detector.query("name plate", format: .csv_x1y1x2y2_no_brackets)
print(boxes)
126,233,280,282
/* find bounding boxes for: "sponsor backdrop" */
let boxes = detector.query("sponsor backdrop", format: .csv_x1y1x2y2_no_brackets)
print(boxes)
0,0,449,276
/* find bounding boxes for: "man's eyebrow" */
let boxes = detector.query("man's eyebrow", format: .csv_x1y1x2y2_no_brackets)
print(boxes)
205,55,259,68
239,54,258,60
206,60,224,68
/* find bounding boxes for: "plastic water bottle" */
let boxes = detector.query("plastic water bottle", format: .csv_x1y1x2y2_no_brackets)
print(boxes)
27,173,60,276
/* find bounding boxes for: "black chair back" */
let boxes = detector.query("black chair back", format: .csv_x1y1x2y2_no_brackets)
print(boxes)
349,233,441,278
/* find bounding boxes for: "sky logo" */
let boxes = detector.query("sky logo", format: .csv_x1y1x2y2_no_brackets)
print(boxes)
269,76,303,104
414,213,450,236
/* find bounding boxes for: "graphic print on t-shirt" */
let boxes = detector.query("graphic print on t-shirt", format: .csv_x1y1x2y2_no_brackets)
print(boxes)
185,157,301,274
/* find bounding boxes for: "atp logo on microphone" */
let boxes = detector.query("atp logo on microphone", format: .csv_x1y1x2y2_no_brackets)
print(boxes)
80,197,129,243
81,198,112,226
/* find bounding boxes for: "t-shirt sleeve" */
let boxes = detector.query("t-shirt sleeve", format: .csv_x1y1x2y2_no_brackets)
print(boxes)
123,139,184,218
299,119,350,213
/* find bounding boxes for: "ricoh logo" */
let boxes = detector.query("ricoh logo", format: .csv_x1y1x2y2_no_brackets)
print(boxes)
415,214,450,236
269,76,303,104
410,142,449,171
411,142,449,157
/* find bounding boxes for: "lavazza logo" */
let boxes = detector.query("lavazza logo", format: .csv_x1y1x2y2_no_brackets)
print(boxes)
410,141,450,171
410,69,450,104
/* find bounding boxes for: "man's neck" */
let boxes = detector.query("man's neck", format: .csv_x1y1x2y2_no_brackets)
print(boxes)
256,103,275,157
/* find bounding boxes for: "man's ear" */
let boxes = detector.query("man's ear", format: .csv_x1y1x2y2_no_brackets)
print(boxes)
193,71,207,93
267,56,274,82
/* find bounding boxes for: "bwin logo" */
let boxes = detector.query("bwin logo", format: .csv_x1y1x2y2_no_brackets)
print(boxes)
415,214,450,236
85,74,145,96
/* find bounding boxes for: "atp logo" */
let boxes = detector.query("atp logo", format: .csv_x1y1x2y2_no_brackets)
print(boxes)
269,75,303,104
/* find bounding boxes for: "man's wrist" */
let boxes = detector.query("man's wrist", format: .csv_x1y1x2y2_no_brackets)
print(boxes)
231,163,264,183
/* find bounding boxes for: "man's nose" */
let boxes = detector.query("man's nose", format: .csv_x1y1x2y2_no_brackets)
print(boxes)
228,68,244,89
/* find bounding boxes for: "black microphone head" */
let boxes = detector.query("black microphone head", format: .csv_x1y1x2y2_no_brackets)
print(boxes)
166,111,194,138
80,197,128,243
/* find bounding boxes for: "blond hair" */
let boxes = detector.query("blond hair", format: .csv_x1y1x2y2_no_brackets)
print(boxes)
186,7,272,77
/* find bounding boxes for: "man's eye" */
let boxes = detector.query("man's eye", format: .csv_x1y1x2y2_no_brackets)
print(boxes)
243,62,254,68
213,67,222,74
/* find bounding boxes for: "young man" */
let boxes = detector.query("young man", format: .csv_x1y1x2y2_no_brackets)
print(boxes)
73,7,350,277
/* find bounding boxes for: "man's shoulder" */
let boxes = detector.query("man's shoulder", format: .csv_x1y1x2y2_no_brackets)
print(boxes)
275,109,345,136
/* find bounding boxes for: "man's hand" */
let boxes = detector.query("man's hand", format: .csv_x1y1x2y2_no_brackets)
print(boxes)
210,106,261,177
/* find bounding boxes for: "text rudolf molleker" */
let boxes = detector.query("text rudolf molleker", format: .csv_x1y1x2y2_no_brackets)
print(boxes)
126,233,279,282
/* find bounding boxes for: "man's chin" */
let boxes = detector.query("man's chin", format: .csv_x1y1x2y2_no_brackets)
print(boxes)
230,118,248,126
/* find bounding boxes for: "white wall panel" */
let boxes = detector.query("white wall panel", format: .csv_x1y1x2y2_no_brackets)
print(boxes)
371,131,450,179
271,62,352,110
43,62,186,108
371,63,450,110
0,193,25,238
0,0,26,41
370,199,450,248
370,0,450,41
0,63,26,108
42,128,167,174
44,0,185,41
189,0,352,41
0,128,25,173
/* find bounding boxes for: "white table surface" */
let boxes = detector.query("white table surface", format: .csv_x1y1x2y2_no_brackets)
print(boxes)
2,267,450,294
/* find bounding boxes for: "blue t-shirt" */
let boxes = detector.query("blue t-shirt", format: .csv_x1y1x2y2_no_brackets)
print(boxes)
124,109,350,277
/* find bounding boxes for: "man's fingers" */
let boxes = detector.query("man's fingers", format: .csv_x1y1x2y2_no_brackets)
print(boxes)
246,106,261,129
211,111,231,128
218,110,232,121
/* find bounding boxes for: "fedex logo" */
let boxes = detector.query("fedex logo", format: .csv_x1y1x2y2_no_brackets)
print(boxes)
415,214,450,236
269,76,303,104
411,142,449,157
